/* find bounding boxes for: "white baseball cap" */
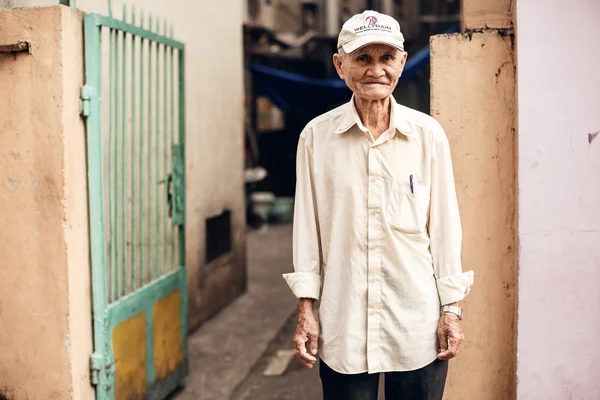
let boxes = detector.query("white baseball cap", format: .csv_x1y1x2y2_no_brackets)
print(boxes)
337,10,405,53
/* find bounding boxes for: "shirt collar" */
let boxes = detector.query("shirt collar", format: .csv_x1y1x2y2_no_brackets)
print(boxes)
334,94,416,139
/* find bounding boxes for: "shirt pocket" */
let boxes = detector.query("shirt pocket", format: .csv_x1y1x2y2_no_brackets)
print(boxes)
386,179,430,234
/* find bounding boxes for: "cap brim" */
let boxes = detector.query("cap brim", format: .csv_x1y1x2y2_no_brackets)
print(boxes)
341,35,404,53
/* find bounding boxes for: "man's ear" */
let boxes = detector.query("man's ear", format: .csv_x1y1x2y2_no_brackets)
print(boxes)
333,53,345,80
397,51,409,76
400,51,408,68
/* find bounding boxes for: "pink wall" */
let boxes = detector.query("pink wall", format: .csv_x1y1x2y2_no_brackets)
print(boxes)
516,0,600,398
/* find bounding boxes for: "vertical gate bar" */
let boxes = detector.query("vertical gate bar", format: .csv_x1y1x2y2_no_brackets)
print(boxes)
178,48,186,270
130,7,137,291
110,27,117,303
84,14,107,393
139,12,145,287
115,28,122,300
163,38,168,275
178,46,188,369
170,45,175,271
155,23,160,279
147,14,153,282
108,27,114,302
121,8,128,297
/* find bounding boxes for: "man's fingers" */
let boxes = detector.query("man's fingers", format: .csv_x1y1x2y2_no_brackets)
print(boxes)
296,348,317,367
438,329,448,352
293,336,305,352
308,333,319,356
299,356,316,368
448,337,460,356
294,334,317,367
298,345,317,363
437,337,460,360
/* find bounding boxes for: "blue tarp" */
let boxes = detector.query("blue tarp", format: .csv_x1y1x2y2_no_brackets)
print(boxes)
249,24,459,111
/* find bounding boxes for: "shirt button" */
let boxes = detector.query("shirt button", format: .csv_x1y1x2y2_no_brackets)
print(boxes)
369,244,377,250
370,210,379,216
370,176,380,183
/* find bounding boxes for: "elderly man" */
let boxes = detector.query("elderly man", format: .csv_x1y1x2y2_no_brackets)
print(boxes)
282,10,474,400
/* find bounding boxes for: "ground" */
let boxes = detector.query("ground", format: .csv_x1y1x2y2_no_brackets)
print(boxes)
232,310,322,400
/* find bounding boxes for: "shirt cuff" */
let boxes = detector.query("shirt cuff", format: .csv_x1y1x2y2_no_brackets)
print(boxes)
282,272,321,300
436,270,475,305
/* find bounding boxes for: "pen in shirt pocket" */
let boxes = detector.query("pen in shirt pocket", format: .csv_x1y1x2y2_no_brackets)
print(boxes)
409,174,414,193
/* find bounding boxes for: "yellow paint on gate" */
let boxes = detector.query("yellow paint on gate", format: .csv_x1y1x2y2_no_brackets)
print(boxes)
112,312,147,400
153,290,183,380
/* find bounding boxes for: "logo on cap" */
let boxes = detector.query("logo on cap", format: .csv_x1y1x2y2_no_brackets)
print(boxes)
365,16,378,26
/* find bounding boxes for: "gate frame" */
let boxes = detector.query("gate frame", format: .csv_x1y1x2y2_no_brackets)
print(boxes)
83,12,187,399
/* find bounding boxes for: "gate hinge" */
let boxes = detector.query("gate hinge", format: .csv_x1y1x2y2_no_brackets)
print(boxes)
80,85,93,117
90,352,103,385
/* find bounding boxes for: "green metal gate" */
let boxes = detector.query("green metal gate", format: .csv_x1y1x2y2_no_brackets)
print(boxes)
83,7,187,399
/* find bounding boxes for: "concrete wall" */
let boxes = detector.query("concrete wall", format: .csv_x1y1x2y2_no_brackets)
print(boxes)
431,0,516,398
0,6,93,399
61,8,94,399
431,30,516,400
462,0,513,30
515,1,600,398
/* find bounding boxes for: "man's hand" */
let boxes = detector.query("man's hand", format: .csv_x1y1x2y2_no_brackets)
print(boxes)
293,299,319,368
437,312,464,360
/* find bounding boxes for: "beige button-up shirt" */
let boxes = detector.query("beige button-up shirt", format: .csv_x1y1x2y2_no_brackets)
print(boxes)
283,95,474,374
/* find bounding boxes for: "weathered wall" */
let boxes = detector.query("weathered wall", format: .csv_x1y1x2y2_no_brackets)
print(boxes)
431,30,516,400
0,6,92,399
462,0,513,30
431,0,517,397
515,0,600,398
61,8,95,400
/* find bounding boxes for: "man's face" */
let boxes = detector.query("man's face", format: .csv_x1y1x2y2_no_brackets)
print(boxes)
333,44,407,101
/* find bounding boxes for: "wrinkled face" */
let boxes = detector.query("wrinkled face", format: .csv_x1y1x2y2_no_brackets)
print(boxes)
333,44,407,101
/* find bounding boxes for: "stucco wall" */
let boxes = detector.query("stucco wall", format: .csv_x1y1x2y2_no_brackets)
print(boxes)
61,8,95,400
0,6,92,399
515,1,600,399
430,30,516,400
462,0,513,30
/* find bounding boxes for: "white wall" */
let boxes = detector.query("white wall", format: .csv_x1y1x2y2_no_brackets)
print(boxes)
516,1,600,399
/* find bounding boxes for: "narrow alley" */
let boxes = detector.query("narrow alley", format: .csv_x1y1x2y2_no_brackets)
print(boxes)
170,224,312,400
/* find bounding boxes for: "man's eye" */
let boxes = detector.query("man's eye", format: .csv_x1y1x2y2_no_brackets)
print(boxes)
382,54,394,61
357,54,369,62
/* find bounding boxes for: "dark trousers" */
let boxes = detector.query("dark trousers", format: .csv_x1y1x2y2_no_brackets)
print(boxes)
319,358,448,400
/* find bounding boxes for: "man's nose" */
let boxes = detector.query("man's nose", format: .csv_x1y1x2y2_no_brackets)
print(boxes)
366,63,385,78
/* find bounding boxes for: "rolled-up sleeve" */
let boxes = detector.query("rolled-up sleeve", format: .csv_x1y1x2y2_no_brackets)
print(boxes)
428,126,474,306
282,129,322,300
